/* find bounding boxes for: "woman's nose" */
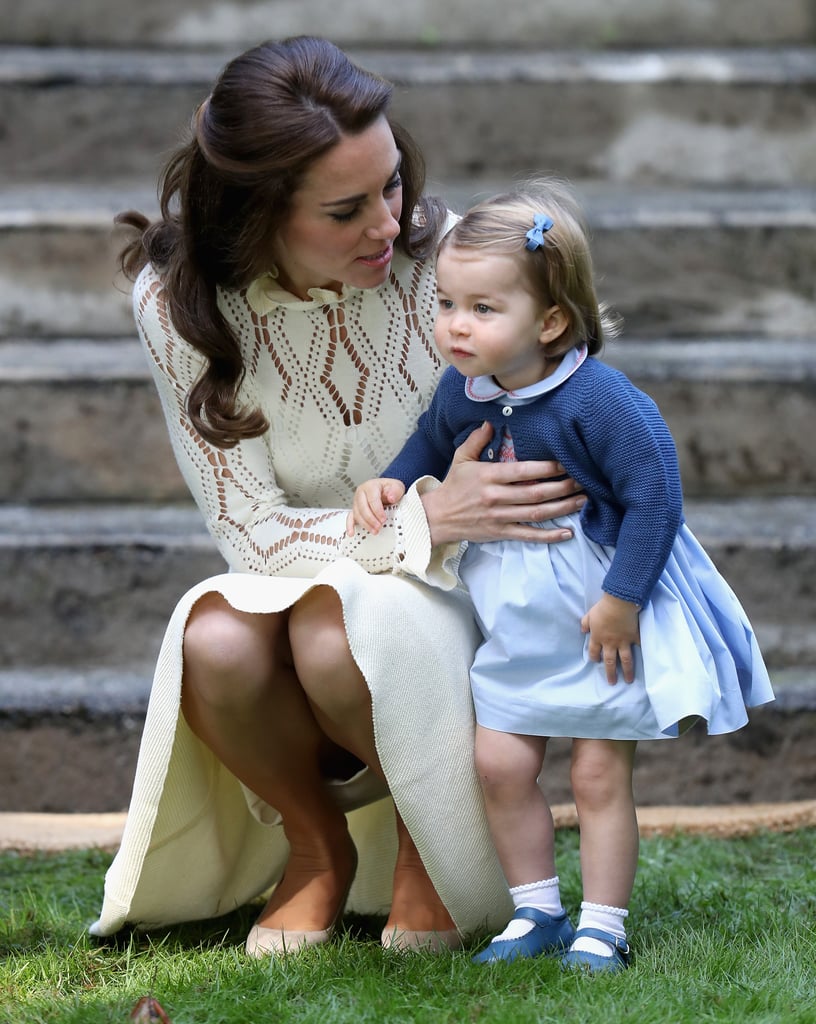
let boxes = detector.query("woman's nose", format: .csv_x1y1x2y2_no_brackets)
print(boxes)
365,199,401,240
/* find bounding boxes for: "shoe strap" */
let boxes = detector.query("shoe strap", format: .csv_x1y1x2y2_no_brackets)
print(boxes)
573,927,631,961
513,906,564,925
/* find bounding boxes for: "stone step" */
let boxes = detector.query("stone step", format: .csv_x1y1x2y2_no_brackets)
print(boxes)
2,337,815,503
0,498,814,672
2,46,816,187
1,184,814,339
2,665,815,814
3,0,813,49
0,503,224,673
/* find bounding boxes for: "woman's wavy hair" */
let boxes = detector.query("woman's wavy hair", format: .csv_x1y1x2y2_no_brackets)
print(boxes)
117,36,447,447
440,177,620,356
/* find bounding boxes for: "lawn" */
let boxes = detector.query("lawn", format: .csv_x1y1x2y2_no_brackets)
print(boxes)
1,828,814,1023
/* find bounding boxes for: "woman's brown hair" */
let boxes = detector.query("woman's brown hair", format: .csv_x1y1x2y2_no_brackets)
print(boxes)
117,36,447,447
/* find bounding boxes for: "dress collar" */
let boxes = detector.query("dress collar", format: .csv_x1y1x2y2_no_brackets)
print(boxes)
245,267,356,314
465,345,588,403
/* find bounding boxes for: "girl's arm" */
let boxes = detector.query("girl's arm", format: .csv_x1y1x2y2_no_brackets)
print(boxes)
580,374,684,607
348,478,406,536
573,371,682,683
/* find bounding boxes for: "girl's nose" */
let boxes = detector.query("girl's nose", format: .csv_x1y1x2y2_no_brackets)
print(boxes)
450,312,469,336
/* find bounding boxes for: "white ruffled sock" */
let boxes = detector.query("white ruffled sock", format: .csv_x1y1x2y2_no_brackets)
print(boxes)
571,902,628,957
493,877,563,941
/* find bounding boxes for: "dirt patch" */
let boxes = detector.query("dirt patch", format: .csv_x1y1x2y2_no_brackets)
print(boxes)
1,705,814,814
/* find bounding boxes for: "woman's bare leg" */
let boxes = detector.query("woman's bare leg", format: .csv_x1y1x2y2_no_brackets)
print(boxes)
289,586,456,935
570,738,639,907
181,592,356,932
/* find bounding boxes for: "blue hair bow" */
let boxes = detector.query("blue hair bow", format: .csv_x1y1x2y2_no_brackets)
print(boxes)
525,213,554,251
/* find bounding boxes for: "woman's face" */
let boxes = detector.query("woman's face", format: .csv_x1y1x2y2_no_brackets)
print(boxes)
273,116,403,299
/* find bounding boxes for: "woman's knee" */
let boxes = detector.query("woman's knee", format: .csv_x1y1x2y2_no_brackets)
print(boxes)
289,588,349,675
289,588,368,714
182,592,285,706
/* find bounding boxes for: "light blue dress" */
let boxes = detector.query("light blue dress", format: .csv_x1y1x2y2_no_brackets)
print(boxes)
460,352,775,741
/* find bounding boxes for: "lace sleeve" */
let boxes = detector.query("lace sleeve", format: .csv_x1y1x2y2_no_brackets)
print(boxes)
136,269,438,579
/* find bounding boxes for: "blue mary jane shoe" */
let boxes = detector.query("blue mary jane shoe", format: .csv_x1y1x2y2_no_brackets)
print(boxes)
471,907,575,964
561,927,631,974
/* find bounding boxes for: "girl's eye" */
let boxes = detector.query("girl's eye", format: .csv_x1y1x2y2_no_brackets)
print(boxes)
438,299,454,310
475,303,492,314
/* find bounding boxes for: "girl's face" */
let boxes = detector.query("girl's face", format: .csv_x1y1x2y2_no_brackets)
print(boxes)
273,116,403,299
433,245,566,391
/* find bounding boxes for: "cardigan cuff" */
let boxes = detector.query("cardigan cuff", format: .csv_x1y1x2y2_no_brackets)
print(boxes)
395,476,463,590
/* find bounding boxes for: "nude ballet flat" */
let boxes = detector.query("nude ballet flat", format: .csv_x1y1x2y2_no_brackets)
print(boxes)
245,924,334,957
381,925,463,952
245,847,358,958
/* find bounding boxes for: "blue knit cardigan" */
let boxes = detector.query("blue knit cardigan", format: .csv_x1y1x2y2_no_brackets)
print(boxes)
384,358,685,607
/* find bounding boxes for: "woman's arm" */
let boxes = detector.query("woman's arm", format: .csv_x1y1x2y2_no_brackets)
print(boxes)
137,270,417,578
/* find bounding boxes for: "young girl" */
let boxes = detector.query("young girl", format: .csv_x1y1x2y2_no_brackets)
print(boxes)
349,178,775,973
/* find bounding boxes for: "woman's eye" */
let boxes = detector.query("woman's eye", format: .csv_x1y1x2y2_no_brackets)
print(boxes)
385,174,402,194
330,208,359,223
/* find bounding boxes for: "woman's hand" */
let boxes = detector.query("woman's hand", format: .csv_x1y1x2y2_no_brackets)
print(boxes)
581,593,641,684
421,421,587,546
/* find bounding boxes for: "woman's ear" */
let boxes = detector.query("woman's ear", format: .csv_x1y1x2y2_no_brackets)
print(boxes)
538,305,569,346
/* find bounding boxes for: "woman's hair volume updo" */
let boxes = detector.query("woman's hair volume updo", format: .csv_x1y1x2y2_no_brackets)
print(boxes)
117,36,447,447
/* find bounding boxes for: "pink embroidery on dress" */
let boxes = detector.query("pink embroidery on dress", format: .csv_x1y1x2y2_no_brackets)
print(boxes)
498,426,516,463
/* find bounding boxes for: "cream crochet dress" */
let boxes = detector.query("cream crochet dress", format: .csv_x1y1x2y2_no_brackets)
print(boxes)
90,245,512,938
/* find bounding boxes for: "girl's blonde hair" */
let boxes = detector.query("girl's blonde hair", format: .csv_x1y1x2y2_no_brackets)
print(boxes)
441,178,619,355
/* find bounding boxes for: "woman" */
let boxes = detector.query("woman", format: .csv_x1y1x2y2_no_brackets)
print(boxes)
90,36,585,956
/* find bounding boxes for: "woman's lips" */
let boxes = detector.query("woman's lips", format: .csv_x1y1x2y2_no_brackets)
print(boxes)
356,244,393,267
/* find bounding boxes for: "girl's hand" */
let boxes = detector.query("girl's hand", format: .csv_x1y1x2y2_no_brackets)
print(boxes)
581,593,641,684
421,422,587,546
346,478,406,536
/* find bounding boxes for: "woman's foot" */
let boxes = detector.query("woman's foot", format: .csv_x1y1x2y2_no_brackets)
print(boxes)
246,831,358,957
381,818,461,952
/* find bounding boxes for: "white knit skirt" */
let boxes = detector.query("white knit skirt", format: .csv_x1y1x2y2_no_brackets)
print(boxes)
91,561,511,938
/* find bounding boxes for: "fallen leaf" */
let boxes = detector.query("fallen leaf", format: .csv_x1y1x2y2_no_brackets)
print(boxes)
129,995,171,1022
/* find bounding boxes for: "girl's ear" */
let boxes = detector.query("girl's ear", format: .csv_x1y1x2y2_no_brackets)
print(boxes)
538,305,569,346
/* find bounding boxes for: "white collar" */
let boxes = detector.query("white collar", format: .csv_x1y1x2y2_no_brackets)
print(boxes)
465,345,588,403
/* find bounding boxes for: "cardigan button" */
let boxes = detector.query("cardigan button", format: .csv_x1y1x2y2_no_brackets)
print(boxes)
502,405,513,417
487,449,495,459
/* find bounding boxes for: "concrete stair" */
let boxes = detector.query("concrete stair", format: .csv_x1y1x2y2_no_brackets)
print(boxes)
2,0,813,49
1,2,815,811
3,46,816,187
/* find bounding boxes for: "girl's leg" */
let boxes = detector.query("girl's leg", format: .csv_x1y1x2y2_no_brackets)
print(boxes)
475,725,552,885
181,592,356,934
471,725,574,961
289,586,456,939
568,737,638,968
570,738,638,908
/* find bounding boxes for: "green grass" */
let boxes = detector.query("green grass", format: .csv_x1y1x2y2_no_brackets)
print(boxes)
1,829,815,1023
